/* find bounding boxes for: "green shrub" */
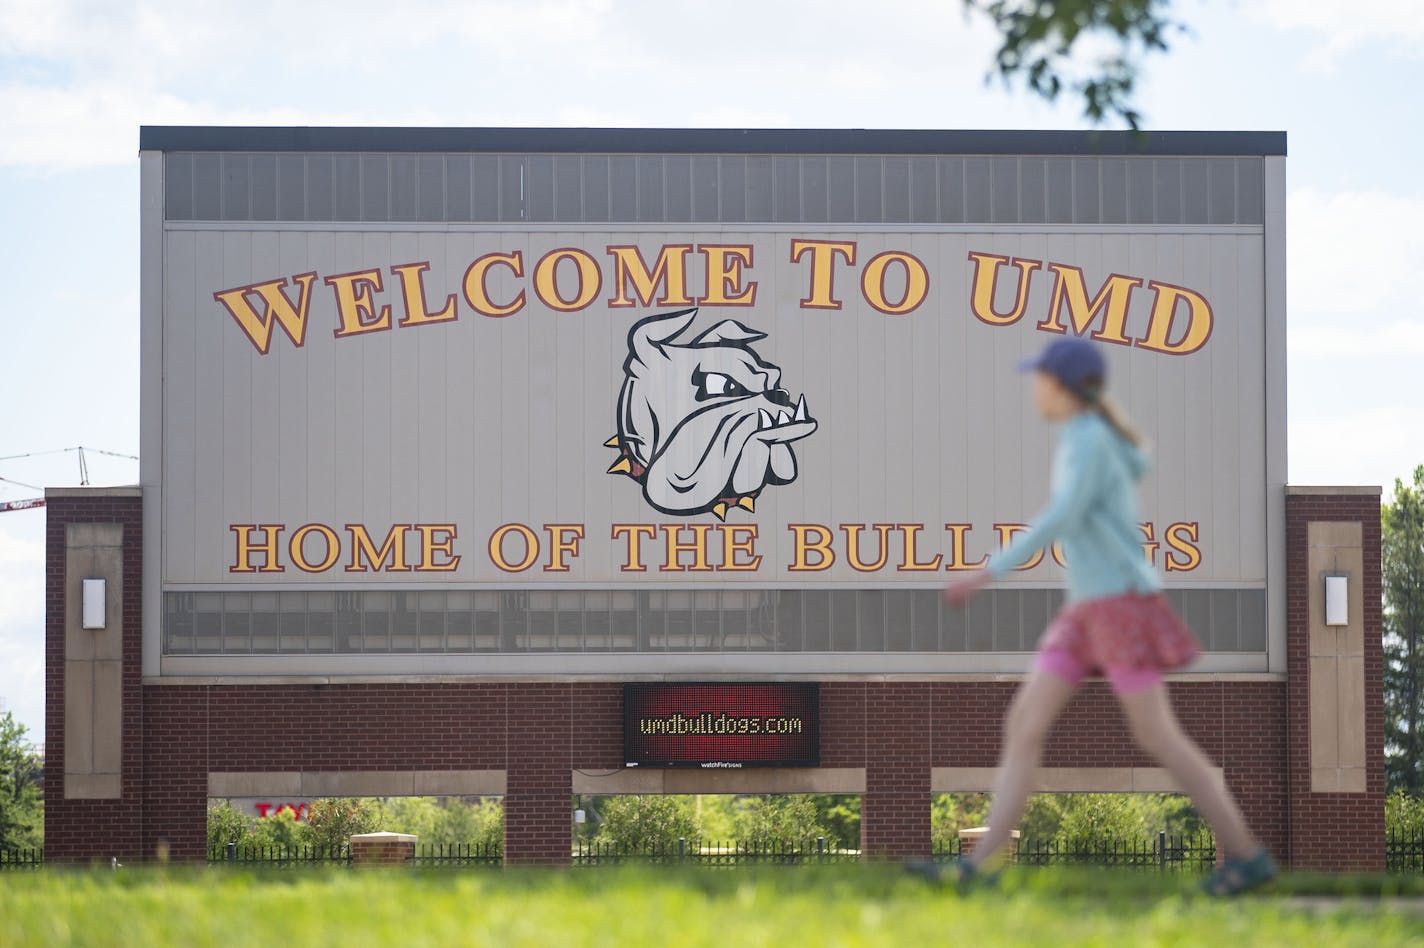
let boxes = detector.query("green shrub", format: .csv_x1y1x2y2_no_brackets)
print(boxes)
206,800,251,852
244,807,307,851
808,794,860,847
933,792,1206,851
593,795,699,850
304,798,380,850
1054,794,1150,850
0,712,42,851
732,795,830,847
1386,788,1424,836
379,796,503,848
931,792,993,849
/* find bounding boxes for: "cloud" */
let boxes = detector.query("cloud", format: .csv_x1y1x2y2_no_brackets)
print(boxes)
0,82,348,171
0,521,44,738
1290,405,1423,490
0,0,1017,170
1287,187,1424,332
1252,0,1424,66
1285,185,1424,487
1291,322,1424,358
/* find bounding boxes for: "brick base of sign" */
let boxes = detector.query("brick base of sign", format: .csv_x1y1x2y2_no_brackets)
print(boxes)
43,491,1384,871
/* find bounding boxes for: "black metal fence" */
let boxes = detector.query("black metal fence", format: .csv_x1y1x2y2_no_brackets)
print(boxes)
411,842,503,867
208,841,503,867
210,843,352,867
1387,830,1424,872
24,829,1424,871
573,837,858,867
0,847,43,871
939,833,1218,872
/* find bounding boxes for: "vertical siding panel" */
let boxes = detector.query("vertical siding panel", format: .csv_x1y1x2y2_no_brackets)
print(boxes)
246,232,284,533
553,239,588,529
774,227,824,576
330,231,368,573
443,231,478,578
962,230,1000,572
507,235,542,536
825,228,863,580
584,229,618,582
907,230,941,537
387,232,423,523
995,231,1034,567
1237,236,1268,581
937,233,970,543
1150,233,1189,580
1012,229,1053,548
415,231,452,529
523,233,561,529
221,231,255,558
1210,235,1243,582
304,231,337,534
858,234,891,530
1179,234,1215,581
604,228,646,563
274,231,312,531
165,231,199,583
470,232,513,564
1124,229,1161,535
358,232,393,532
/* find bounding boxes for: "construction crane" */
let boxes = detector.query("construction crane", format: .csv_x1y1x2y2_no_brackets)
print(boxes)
0,447,138,513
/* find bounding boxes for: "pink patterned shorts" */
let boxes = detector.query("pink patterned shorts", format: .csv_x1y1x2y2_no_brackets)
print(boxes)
1035,592,1201,694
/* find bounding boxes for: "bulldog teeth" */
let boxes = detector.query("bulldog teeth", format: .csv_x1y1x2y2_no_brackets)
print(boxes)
794,396,807,422
776,410,791,426
758,408,774,430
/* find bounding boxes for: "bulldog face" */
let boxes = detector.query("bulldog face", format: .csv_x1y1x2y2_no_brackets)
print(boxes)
607,308,817,518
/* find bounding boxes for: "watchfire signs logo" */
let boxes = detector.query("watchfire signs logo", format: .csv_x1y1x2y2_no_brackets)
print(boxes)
605,308,818,520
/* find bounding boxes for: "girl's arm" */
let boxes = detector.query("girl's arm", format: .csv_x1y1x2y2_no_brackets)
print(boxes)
984,425,1107,578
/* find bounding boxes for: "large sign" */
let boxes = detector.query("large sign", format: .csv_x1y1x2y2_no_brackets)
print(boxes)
623,682,819,768
162,230,1264,588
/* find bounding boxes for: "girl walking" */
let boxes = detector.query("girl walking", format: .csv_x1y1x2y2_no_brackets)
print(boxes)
941,337,1276,896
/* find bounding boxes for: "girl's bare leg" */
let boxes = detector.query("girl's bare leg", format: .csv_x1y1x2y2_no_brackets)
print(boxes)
968,668,1078,867
1116,683,1260,858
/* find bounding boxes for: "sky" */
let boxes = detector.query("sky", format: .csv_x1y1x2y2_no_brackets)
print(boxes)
1,0,1421,742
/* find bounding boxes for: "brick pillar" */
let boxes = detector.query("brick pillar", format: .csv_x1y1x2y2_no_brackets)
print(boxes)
862,682,932,859
351,832,416,866
503,684,572,865
1285,488,1385,870
43,488,148,864
142,686,209,862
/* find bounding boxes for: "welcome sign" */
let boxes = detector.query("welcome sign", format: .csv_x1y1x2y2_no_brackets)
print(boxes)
159,228,1265,588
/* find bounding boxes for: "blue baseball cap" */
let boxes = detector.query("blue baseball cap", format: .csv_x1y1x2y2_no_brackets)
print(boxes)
1018,337,1107,394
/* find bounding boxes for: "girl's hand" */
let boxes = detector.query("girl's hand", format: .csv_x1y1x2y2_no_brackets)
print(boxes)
943,570,991,606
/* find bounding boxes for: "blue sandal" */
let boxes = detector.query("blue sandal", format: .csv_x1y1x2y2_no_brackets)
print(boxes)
904,858,997,893
1201,849,1277,896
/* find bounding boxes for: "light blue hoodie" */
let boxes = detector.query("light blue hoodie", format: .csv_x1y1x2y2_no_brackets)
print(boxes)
986,410,1159,603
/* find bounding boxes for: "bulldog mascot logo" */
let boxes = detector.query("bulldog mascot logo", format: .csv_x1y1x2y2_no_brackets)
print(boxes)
605,308,817,519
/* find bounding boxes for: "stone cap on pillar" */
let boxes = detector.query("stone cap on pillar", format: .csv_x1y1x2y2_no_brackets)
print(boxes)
45,486,143,498
351,832,417,844
1283,486,1381,496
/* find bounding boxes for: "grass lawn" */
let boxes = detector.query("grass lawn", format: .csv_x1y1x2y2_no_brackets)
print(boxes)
3,866,1424,947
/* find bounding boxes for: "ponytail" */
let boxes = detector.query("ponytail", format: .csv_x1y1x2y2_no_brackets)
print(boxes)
1067,374,1144,448
1093,395,1144,448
